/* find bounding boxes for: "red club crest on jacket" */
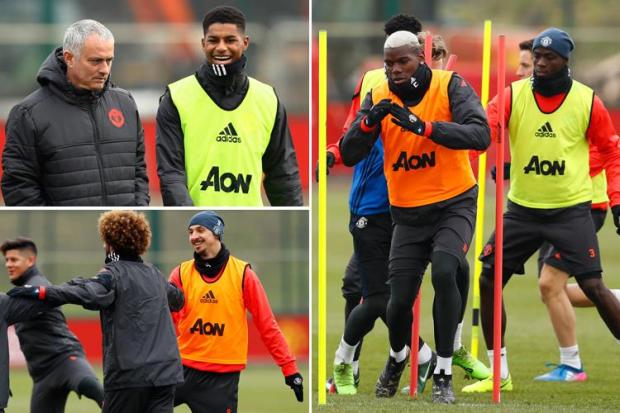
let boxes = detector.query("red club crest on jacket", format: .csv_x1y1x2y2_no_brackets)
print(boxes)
108,108,125,128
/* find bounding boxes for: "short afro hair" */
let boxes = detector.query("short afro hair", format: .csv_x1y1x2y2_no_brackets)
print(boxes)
98,211,151,256
384,14,423,37
0,237,37,256
203,6,246,34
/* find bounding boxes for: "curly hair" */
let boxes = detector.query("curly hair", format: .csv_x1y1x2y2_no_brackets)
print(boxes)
384,14,423,37
98,211,151,256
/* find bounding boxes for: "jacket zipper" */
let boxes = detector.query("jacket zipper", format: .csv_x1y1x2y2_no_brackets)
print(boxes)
88,104,108,204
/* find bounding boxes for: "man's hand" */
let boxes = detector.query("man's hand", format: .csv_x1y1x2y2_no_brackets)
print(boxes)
7,285,42,299
491,162,511,182
390,103,426,135
315,152,336,182
612,205,620,235
285,372,303,402
364,99,392,127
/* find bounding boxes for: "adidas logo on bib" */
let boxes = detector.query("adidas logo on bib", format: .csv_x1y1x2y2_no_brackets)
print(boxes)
216,122,242,143
200,290,218,304
535,121,556,138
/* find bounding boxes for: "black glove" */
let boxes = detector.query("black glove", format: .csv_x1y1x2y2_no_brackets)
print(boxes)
364,98,392,127
315,152,336,182
612,205,620,235
285,372,303,402
390,103,426,135
7,285,41,299
491,162,511,182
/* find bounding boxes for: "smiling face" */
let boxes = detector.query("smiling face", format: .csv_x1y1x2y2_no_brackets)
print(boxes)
384,45,422,85
64,34,114,91
533,47,566,78
188,225,221,259
201,23,248,65
4,249,35,282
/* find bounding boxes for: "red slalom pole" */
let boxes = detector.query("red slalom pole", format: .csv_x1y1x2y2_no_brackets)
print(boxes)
445,54,458,70
409,293,421,398
424,33,433,65
493,34,506,404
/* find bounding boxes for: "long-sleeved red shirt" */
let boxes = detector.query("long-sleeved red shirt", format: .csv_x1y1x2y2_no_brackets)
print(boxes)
487,85,620,207
169,263,298,377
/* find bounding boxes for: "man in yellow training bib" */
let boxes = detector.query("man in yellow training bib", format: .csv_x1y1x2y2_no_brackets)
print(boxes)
156,6,303,206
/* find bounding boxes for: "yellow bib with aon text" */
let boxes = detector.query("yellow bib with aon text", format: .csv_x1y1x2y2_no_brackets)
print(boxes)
169,75,277,206
507,78,593,209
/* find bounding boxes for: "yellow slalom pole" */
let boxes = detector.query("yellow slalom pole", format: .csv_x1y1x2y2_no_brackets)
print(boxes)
317,30,328,405
470,20,492,359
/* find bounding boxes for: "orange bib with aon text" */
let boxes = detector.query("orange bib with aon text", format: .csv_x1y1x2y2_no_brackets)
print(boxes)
177,256,249,365
372,70,476,207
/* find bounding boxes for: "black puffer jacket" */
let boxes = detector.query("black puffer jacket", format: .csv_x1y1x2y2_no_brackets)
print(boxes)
12,267,85,381
1,47,149,206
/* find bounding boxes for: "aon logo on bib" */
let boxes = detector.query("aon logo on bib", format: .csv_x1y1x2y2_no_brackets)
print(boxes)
189,319,225,336
523,155,565,176
200,166,252,193
392,151,436,171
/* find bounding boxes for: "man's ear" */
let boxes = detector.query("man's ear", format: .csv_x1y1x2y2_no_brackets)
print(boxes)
63,50,75,68
27,255,36,268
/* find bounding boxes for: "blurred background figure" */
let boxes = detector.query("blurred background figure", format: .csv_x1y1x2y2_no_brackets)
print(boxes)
1,237,104,412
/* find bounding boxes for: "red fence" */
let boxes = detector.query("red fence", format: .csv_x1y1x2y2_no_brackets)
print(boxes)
9,314,309,367
0,115,309,200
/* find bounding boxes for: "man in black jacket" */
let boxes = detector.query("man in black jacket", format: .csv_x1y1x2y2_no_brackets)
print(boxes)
0,294,50,413
1,237,103,412
156,6,303,206
2,19,149,206
8,211,184,413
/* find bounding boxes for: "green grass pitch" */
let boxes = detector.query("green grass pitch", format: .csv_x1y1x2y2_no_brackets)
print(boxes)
313,177,620,413
6,363,308,412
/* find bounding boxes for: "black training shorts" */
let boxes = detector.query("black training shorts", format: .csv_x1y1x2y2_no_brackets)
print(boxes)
174,367,240,413
348,212,392,298
538,208,607,275
480,200,602,281
389,186,477,280
31,355,100,413
341,253,362,299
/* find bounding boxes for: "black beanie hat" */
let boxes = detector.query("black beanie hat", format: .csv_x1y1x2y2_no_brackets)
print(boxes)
188,211,225,239
533,27,575,60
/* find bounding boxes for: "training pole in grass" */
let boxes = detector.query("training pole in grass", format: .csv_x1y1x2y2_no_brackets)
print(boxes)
318,30,328,406
471,19,492,359
408,32,435,399
493,34,506,404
